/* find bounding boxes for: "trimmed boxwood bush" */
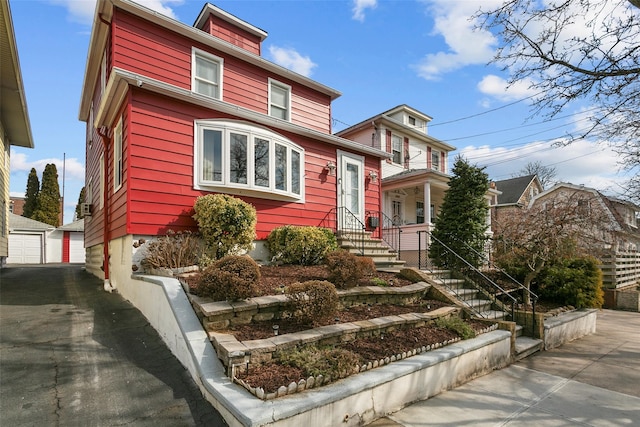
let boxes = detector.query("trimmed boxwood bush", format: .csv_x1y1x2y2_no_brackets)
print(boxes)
285,280,339,325
325,250,376,289
193,194,257,260
195,255,261,301
267,225,337,266
536,256,604,308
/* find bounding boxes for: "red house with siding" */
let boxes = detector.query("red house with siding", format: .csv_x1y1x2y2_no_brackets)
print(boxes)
78,1,389,287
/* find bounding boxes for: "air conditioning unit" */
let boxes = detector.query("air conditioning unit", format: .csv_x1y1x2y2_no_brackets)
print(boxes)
81,203,92,217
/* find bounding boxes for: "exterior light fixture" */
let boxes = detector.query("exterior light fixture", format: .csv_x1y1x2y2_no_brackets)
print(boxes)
368,170,378,183
325,161,337,176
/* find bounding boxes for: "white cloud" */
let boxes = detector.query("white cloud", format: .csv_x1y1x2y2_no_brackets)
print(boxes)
10,149,85,182
49,0,182,25
268,46,317,77
459,138,626,194
477,74,538,102
352,0,377,22
414,1,500,80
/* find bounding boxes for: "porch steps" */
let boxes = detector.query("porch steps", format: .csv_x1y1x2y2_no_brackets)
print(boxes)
336,231,406,270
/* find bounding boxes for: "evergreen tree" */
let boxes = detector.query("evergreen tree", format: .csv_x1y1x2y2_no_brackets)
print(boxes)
429,156,490,269
32,163,61,227
23,168,40,218
75,186,86,220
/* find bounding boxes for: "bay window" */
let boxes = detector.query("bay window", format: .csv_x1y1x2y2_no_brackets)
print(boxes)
195,120,304,200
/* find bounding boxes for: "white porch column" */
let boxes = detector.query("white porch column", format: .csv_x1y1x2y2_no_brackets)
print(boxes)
424,180,432,230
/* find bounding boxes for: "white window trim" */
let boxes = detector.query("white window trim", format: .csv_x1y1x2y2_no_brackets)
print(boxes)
194,119,305,202
113,117,123,192
192,47,224,100
268,78,291,121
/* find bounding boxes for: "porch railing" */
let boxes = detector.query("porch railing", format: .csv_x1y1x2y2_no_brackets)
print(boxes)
320,207,366,255
366,210,402,259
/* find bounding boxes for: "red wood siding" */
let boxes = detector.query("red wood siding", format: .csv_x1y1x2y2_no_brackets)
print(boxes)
124,90,375,240
200,14,262,55
112,10,332,134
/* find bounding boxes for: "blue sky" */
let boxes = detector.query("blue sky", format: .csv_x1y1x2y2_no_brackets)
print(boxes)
9,0,629,224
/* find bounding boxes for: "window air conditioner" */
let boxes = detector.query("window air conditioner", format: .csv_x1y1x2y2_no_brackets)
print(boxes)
81,203,92,216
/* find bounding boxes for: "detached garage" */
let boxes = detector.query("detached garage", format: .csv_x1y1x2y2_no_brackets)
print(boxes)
7,213,54,264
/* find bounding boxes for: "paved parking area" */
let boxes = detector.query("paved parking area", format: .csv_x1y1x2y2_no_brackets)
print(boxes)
0,264,227,426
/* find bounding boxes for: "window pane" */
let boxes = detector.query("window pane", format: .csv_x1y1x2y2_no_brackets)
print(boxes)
392,135,402,164
195,80,217,98
254,137,269,187
271,85,287,106
432,151,440,170
202,129,222,182
271,106,287,120
291,150,300,195
347,163,359,214
230,133,248,184
275,144,287,191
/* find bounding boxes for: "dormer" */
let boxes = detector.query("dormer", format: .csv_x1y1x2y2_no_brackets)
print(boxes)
194,3,268,55
385,105,432,135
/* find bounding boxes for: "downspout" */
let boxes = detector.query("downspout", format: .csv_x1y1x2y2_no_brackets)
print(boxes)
97,126,114,292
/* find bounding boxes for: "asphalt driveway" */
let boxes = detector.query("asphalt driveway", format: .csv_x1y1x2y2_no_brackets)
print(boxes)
0,264,227,426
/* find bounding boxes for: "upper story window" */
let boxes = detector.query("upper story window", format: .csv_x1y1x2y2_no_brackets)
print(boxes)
269,79,291,121
192,48,223,99
408,116,416,126
431,149,440,171
392,135,403,164
195,120,304,201
113,117,123,191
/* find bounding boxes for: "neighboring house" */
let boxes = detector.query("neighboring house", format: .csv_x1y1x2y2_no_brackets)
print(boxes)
337,105,499,266
531,183,640,290
490,174,543,233
78,1,389,288
9,195,25,215
7,213,54,264
1,0,34,267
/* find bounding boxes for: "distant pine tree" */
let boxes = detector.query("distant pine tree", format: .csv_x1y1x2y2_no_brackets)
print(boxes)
429,156,490,269
23,168,40,218
75,186,86,220
32,164,61,227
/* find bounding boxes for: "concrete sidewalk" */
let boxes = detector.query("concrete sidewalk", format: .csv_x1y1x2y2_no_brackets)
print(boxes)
369,309,640,426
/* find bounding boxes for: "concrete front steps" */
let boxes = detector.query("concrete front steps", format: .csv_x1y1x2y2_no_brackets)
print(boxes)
336,230,406,270
421,268,543,360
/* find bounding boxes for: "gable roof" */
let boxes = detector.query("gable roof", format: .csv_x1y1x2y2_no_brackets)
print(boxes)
79,0,341,122
8,213,55,231
494,175,538,205
58,218,84,232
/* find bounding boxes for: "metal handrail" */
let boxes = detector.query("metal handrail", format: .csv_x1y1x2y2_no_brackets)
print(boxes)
417,230,517,322
320,207,367,255
366,210,402,259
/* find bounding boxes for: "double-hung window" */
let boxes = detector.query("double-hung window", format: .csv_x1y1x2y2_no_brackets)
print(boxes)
196,120,304,201
114,117,123,191
392,135,402,164
269,79,291,121
192,48,223,99
431,149,440,171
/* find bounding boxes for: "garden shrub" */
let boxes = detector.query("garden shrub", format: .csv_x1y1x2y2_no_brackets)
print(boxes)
435,316,476,340
267,225,337,265
285,280,339,325
193,194,257,260
195,255,260,301
536,256,604,308
325,250,375,288
140,230,204,270
277,346,361,379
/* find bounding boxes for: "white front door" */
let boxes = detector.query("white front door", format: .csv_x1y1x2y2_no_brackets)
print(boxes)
338,151,364,229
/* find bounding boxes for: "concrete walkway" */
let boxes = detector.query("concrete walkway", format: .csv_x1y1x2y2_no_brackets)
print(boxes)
368,309,640,426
